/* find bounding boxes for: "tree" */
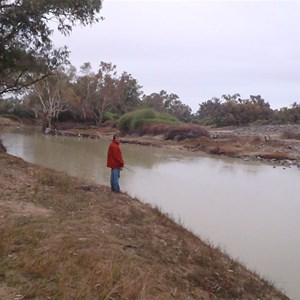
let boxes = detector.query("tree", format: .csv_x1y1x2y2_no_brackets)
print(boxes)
70,62,142,125
71,62,97,122
0,95,33,119
0,0,102,95
141,90,191,121
142,90,167,112
275,102,300,124
290,102,300,123
117,72,142,113
163,95,192,122
196,93,275,126
25,67,75,129
92,62,120,125
196,97,222,125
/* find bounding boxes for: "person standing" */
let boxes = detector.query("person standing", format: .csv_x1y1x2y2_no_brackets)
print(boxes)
107,134,124,192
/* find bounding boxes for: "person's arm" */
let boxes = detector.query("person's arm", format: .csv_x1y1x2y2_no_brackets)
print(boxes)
112,146,124,167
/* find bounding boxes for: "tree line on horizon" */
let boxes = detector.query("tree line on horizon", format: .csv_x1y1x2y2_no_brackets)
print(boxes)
1,62,300,128
1,0,299,130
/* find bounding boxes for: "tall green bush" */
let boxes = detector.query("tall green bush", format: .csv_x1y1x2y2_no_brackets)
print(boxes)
117,108,181,134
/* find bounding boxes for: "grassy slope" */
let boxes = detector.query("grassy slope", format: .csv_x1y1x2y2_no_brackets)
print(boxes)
0,146,288,299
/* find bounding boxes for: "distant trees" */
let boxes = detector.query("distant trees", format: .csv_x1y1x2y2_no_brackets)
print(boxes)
195,94,274,126
142,90,192,122
0,96,33,119
25,67,75,129
196,97,222,126
0,0,103,95
71,62,96,122
92,62,120,125
21,61,144,127
117,72,142,113
275,102,300,124
71,62,143,125
2,52,300,128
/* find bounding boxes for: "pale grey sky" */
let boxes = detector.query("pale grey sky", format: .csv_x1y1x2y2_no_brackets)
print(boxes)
53,0,300,112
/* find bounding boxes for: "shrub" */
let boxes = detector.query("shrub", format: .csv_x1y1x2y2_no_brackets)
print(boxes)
251,119,272,126
117,109,181,134
103,111,119,122
281,129,300,140
13,105,35,120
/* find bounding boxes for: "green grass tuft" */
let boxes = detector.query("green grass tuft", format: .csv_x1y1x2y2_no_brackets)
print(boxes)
117,109,181,134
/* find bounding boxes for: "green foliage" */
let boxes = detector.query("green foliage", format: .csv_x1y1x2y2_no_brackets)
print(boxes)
24,68,74,128
195,94,274,127
141,90,192,122
118,72,142,113
0,0,103,95
0,97,34,120
195,95,300,127
117,108,181,134
0,114,19,122
250,119,272,126
103,111,119,122
274,102,300,124
70,62,143,125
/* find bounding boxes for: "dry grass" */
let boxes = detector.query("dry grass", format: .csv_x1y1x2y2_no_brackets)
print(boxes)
0,116,18,126
136,124,210,141
181,135,257,157
178,130,300,165
281,129,300,140
0,150,289,299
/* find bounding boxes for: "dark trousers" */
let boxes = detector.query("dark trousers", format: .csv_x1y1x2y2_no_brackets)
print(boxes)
110,168,120,192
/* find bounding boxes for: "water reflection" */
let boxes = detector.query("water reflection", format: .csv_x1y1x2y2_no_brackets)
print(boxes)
1,126,300,299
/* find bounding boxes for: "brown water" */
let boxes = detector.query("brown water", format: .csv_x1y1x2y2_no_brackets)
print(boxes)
2,126,300,299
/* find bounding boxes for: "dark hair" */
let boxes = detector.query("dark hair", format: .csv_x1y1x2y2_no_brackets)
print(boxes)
113,134,119,140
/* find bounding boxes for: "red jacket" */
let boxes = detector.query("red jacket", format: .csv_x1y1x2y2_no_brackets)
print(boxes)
107,140,124,169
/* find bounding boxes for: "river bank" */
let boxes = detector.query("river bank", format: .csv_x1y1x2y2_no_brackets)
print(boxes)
53,122,300,169
0,138,289,299
1,116,300,168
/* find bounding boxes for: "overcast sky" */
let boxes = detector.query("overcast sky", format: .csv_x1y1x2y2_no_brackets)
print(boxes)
53,0,300,112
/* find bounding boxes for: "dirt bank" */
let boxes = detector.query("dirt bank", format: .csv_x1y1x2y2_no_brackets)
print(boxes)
0,116,19,126
0,144,289,298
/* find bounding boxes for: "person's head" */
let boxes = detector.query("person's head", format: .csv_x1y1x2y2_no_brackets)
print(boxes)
112,134,120,141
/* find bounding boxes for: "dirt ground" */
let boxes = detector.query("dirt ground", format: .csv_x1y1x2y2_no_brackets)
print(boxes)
0,123,290,299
